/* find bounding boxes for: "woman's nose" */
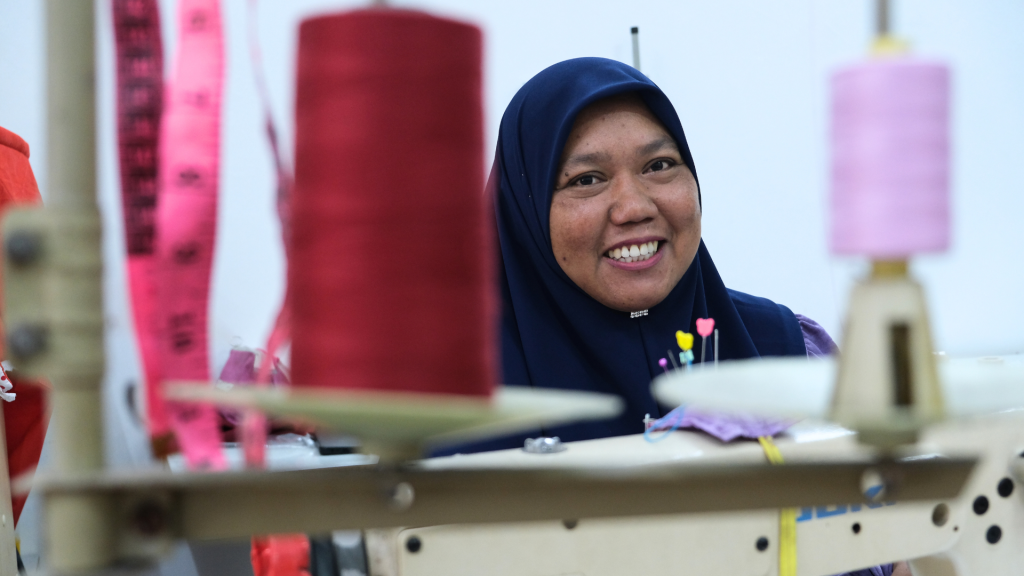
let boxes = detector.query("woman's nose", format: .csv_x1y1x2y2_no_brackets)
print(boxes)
608,174,657,225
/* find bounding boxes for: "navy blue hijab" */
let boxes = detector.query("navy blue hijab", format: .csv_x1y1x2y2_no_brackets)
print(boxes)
439,58,805,454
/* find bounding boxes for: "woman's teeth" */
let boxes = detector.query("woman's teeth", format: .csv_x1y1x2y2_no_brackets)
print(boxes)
606,241,659,263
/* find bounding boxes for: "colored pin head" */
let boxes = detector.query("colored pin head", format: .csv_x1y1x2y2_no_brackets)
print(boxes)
675,330,694,351
696,317,715,338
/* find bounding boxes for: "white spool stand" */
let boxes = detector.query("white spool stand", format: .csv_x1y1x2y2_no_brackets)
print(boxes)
831,265,945,446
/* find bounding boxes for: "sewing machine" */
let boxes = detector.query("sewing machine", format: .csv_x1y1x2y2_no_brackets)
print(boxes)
2,1,1022,576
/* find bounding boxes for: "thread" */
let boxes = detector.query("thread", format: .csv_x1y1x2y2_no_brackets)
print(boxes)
112,0,172,448
290,10,492,396
240,0,295,469
830,58,950,257
643,406,685,443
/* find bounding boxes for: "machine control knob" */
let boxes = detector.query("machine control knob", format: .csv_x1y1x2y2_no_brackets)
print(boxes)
6,231,42,266
8,324,48,358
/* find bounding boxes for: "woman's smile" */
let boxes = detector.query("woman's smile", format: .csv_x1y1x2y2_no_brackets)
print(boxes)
604,238,666,274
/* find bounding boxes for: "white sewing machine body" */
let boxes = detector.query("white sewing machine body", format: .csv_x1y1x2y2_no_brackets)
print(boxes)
392,413,1024,576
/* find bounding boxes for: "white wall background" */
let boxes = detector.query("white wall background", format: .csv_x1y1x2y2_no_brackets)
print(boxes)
1,0,1023,570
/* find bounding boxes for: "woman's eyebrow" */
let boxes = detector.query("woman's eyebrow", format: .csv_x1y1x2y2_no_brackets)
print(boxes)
561,150,611,171
637,137,678,157
560,136,677,173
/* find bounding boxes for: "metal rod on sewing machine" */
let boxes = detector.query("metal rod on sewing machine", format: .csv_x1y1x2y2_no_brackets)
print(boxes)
33,0,111,571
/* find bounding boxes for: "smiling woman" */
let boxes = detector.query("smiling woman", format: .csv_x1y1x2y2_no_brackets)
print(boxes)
438,57,835,457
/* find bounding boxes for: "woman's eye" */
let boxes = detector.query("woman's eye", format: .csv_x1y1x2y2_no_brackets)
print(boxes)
648,159,674,172
574,175,598,186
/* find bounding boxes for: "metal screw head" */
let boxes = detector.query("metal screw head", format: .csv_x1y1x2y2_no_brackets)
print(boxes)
523,437,566,454
8,324,48,358
861,468,892,502
5,231,41,266
755,537,769,551
388,482,415,511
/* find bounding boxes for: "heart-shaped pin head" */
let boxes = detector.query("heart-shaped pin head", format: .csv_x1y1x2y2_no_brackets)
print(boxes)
696,317,715,338
675,330,694,351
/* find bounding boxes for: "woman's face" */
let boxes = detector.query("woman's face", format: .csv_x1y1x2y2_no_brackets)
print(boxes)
550,94,701,312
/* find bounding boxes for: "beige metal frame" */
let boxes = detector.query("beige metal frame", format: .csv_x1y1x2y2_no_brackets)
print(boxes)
0,409,17,576
392,415,1024,576
2,0,107,572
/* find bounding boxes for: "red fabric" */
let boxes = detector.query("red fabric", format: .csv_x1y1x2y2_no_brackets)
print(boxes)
290,9,494,396
251,535,310,576
0,125,47,526
3,378,47,525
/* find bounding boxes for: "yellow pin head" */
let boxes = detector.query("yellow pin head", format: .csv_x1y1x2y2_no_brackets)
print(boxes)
675,330,694,351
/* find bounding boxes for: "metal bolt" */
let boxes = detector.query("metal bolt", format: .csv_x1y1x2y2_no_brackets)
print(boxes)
755,537,769,551
132,499,167,537
388,482,415,511
8,324,48,358
523,437,566,454
6,231,41,266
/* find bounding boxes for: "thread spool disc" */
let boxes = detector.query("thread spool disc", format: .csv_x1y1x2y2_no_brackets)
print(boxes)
165,383,623,460
653,357,1024,421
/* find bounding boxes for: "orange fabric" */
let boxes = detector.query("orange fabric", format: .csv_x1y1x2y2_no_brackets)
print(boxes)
251,535,311,576
0,125,47,526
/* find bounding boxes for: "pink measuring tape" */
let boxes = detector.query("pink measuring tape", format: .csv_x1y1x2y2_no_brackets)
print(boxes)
153,0,228,470
112,0,173,450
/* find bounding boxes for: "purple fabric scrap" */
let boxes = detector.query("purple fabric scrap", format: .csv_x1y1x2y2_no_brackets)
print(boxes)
217,349,257,426
796,313,838,358
216,350,290,427
650,406,792,442
219,349,257,384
